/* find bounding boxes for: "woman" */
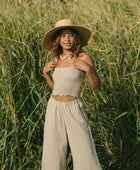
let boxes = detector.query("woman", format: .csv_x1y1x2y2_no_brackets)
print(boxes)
42,19,102,170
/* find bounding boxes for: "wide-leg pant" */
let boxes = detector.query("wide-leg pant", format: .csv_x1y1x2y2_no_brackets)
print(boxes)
42,96,102,170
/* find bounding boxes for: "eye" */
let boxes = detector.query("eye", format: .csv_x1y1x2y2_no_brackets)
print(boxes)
69,33,75,37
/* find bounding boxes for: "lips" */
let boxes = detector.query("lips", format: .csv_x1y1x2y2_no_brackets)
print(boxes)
64,43,71,46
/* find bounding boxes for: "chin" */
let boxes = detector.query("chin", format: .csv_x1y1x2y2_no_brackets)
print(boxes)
64,47,72,50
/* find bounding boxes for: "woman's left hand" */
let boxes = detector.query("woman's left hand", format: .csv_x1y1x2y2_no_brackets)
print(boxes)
73,53,101,91
73,58,91,73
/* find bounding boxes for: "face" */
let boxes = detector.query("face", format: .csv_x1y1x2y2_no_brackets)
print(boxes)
59,28,75,51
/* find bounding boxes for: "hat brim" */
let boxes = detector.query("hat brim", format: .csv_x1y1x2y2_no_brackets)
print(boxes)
43,25,92,51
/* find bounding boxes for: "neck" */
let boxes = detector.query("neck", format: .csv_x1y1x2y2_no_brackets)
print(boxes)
61,52,72,57
61,50,72,56
60,52,72,61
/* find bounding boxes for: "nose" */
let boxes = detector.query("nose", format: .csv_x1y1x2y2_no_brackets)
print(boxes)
65,34,70,41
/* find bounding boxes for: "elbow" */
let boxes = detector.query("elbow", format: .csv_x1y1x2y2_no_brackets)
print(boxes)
95,87,100,91
91,79,101,91
49,83,54,90
50,85,54,90
93,85,100,92
50,81,54,90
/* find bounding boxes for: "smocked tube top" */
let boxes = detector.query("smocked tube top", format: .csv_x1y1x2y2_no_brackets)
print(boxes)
52,67,85,98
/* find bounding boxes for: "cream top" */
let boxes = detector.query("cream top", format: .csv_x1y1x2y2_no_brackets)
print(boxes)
52,67,85,98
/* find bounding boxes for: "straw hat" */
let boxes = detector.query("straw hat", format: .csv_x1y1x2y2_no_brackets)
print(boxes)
43,19,92,51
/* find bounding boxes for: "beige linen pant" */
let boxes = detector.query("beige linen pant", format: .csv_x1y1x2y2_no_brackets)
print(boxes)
42,96,102,170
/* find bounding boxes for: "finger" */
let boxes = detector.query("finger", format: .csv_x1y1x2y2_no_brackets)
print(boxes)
50,67,54,70
48,62,54,67
73,60,79,64
53,60,58,64
47,62,50,66
77,58,83,63
77,58,84,63
50,63,57,68
73,61,81,66
73,63,80,68
47,61,53,67
73,61,80,65
74,58,82,63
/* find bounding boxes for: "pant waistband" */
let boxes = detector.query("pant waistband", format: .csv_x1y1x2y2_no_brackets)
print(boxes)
50,96,83,106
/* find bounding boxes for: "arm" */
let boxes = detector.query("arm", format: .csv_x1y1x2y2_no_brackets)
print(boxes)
43,72,54,90
73,53,101,91
43,60,57,90
86,63,101,91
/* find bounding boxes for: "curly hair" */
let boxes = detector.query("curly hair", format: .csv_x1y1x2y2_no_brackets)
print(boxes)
50,28,82,59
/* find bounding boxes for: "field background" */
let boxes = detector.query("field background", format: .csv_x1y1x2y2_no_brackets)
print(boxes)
0,0,140,169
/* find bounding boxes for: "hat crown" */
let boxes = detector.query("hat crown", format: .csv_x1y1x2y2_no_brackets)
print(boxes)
55,19,75,28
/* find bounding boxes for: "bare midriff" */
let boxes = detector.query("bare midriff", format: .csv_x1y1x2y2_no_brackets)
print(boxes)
52,95,77,102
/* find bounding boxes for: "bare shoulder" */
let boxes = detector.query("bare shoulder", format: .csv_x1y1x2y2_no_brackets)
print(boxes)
79,52,94,67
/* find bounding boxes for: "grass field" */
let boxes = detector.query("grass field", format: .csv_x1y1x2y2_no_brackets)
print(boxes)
0,0,140,169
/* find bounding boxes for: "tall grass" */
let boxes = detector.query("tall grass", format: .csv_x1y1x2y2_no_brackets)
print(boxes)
0,0,140,169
